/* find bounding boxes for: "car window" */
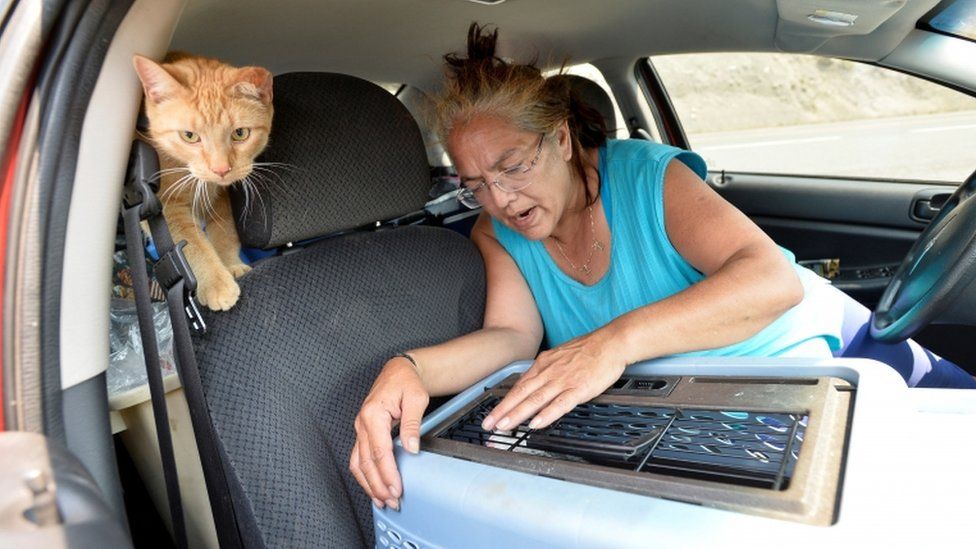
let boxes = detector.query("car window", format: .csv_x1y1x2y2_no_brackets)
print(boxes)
921,0,976,42
649,53,976,183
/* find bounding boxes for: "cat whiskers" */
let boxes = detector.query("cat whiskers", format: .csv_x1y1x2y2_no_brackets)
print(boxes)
248,162,302,201
226,162,301,223
236,174,268,224
251,161,299,173
243,171,297,221
246,171,289,201
159,173,197,204
194,180,225,224
149,166,191,183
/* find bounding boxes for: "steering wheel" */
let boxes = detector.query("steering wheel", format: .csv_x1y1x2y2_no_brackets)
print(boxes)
871,168,976,342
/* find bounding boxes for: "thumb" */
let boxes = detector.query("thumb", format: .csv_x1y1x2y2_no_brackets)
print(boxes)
399,389,428,454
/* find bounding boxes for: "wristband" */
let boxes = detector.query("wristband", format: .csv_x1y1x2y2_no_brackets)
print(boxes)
394,352,421,374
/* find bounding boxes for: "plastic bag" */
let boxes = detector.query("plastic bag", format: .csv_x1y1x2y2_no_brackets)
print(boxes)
107,297,176,398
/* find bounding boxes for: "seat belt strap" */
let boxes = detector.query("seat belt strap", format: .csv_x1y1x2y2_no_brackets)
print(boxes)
123,140,244,549
121,147,188,549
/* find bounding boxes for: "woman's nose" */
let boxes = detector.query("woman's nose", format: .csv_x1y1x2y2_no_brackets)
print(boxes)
487,181,516,206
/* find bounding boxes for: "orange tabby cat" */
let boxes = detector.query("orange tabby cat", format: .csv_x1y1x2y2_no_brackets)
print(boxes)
133,52,273,311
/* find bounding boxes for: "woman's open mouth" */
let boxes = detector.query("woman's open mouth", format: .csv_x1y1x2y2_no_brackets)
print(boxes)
511,206,537,230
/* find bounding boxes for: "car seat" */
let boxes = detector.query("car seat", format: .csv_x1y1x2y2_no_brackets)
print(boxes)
191,72,487,547
550,73,619,137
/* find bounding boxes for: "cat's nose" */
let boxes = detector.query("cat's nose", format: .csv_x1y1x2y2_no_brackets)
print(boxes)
211,166,232,178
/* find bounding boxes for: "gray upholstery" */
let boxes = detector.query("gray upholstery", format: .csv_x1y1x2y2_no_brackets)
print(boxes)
193,74,487,547
195,228,484,547
232,72,431,249
553,74,618,136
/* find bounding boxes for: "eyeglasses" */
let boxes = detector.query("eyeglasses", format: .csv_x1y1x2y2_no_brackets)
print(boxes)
456,134,546,209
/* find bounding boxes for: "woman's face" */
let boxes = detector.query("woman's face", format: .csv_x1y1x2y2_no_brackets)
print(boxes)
448,116,575,241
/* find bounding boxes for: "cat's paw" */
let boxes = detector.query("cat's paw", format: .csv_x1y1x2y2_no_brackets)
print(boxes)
196,270,241,311
227,263,252,279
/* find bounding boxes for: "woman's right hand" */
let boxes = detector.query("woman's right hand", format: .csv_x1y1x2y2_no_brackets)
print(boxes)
350,356,429,511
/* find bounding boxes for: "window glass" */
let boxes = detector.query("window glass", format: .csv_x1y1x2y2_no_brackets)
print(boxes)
922,0,976,42
650,53,976,182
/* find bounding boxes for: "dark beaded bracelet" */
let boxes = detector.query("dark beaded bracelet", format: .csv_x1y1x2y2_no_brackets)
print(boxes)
393,352,420,373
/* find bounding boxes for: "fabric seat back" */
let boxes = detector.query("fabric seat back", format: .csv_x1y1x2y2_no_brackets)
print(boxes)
192,72,486,547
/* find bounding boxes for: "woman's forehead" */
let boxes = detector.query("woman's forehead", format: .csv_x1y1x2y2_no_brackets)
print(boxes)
452,115,521,141
449,117,536,161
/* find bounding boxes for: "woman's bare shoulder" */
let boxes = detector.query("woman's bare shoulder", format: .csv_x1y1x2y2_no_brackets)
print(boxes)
470,211,498,245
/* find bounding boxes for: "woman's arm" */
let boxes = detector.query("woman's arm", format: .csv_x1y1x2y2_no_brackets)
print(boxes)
350,212,543,508
610,159,803,362
482,159,803,431
408,212,544,395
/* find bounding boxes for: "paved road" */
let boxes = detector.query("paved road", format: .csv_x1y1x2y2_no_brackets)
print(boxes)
690,110,976,183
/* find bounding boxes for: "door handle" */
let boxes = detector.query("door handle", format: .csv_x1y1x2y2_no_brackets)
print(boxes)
911,191,951,221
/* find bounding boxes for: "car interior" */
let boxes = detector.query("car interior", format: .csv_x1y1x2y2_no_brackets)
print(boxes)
2,0,976,548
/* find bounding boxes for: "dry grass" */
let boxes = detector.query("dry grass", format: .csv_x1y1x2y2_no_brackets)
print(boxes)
652,53,975,133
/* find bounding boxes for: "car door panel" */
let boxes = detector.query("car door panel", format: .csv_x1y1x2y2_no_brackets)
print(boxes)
0,432,132,548
707,173,955,307
750,216,918,306
708,172,975,373
709,174,949,229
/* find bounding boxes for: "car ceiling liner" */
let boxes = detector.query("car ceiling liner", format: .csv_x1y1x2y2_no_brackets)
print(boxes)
775,0,918,52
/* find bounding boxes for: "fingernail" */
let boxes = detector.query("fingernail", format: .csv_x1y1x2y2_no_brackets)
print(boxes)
389,484,401,499
481,419,494,431
528,417,541,429
386,499,399,511
407,437,420,454
372,498,384,509
496,417,510,430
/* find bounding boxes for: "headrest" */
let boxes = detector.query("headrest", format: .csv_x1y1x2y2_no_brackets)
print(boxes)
553,74,618,137
233,72,431,249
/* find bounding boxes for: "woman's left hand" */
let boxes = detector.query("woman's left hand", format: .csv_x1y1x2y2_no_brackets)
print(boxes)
481,328,628,432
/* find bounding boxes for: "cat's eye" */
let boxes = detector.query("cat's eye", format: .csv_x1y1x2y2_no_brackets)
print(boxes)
231,128,251,142
180,130,200,143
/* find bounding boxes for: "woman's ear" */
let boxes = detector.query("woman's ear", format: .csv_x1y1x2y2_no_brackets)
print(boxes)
556,119,573,162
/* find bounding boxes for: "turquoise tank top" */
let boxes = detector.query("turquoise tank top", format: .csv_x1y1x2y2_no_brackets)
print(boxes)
491,139,843,356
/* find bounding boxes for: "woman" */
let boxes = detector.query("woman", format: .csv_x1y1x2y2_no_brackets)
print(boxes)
349,24,973,511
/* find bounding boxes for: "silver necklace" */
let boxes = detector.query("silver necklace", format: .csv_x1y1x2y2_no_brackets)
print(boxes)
551,205,605,277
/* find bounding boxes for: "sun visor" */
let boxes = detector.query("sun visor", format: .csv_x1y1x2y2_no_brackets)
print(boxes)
774,0,910,52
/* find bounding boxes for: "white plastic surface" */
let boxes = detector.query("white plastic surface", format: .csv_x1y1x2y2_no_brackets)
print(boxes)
884,29,976,95
59,0,186,389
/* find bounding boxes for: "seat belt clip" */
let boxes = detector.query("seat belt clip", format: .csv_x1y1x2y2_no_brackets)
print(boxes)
122,140,163,220
155,241,208,334
183,294,207,334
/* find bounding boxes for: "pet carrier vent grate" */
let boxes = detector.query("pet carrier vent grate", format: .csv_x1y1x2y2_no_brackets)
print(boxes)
436,396,806,490
420,372,852,526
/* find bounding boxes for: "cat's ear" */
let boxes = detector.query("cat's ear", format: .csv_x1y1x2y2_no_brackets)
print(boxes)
133,55,182,104
233,67,273,105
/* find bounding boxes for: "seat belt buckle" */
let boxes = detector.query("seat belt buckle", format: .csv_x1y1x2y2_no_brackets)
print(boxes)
122,140,163,220
155,241,208,334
